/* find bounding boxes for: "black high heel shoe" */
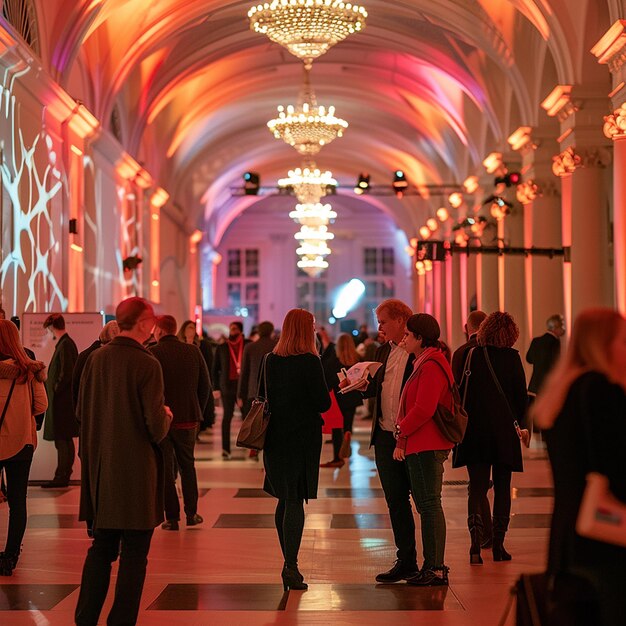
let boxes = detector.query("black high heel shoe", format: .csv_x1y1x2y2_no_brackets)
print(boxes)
0,551,19,576
281,565,308,591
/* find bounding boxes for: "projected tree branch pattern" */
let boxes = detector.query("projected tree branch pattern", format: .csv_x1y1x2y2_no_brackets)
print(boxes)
1,71,67,312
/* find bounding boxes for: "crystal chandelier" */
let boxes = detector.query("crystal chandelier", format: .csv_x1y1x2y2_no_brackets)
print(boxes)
268,67,348,156
289,203,337,227
278,165,337,204
294,225,334,277
248,1,368,69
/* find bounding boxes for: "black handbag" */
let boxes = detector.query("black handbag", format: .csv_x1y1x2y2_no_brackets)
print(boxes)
428,358,468,443
236,353,271,450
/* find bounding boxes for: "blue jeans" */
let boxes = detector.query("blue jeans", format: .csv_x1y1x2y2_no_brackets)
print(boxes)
405,450,449,570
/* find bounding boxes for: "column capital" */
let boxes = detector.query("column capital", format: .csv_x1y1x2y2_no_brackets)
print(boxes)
541,86,580,123
604,102,626,139
592,20,626,74
516,179,540,205
507,126,538,155
552,146,612,176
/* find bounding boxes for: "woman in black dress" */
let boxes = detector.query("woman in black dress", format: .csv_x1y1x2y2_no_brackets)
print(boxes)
263,309,331,590
453,311,527,564
532,308,626,626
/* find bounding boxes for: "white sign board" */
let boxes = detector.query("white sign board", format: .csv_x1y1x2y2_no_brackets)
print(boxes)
21,312,105,481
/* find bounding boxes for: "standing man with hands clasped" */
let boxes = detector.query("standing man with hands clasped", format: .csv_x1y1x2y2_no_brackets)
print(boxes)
342,299,417,583
74,297,173,626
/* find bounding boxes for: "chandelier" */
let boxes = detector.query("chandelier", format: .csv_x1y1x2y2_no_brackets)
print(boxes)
289,203,337,227
248,1,368,69
278,165,337,204
268,67,348,156
294,225,334,277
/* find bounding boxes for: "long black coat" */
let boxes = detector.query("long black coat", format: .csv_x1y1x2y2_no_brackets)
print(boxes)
320,344,362,413
545,372,626,626
238,336,277,400
453,346,527,471
44,333,78,440
212,338,251,392
263,353,331,501
77,337,170,530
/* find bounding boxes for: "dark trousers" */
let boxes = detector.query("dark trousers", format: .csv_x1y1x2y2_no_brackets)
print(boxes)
373,428,417,565
220,381,238,453
201,393,216,429
467,463,512,520
75,528,153,626
0,445,34,555
53,437,75,483
406,450,449,570
161,427,199,520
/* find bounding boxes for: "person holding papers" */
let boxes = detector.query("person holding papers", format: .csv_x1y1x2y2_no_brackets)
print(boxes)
341,299,417,584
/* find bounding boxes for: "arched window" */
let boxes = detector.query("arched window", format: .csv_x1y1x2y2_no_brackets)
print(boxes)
2,0,40,55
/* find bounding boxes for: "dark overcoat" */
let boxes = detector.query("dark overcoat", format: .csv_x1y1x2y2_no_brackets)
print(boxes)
237,336,277,400
526,332,560,394
545,372,626,626
453,346,527,471
212,338,251,392
263,353,331,501
77,336,170,530
149,335,211,425
320,344,362,413
44,333,78,441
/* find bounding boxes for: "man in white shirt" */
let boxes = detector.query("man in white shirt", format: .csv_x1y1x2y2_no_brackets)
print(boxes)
362,299,417,583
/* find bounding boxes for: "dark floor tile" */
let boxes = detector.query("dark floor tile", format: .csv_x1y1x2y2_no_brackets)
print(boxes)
293,584,462,611
0,584,78,610
234,488,271,498
198,488,210,498
331,514,392,529
213,514,275,528
510,513,552,528
443,480,469,486
514,487,554,497
27,514,84,529
147,584,287,611
324,488,384,498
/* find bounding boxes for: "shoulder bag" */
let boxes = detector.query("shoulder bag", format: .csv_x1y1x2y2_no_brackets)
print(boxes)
428,353,470,444
482,347,530,448
576,402,626,547
236,353,271,451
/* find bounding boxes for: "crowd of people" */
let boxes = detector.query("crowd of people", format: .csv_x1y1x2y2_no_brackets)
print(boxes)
0,297,623,625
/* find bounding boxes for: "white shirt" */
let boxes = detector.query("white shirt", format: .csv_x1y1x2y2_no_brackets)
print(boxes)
379,342,409,432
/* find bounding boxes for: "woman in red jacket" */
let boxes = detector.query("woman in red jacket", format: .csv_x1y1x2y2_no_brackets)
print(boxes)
393,313,454,587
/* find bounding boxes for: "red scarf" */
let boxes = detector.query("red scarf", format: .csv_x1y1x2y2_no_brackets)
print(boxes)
227,336,243,380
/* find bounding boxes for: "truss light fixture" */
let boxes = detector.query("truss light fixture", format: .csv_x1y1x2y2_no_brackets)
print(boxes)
243,171,260,195
248,1,368,69
354,172,370,194
392,170,408,197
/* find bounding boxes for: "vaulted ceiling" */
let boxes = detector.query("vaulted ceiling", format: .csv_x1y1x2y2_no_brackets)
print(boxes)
31,0,616,243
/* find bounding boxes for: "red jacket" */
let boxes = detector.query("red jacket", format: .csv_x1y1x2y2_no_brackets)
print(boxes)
396,350,454,456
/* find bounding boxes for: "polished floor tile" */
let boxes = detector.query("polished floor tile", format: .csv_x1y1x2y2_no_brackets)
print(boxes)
0,411,555,624
147,584,288,611
0,584,78,610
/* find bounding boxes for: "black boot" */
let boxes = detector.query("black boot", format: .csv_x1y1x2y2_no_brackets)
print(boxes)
480,499,493,548
282,564,308,591
492,516,512,561
468,514,483,565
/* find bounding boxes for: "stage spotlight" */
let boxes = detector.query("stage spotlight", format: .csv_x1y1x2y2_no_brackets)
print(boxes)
354,173,370,194
243,171,260,195
392,170,408,197
494,172,521,187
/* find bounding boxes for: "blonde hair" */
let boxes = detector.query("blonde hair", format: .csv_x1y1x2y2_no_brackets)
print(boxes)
273,309,317,357
336,333,360,367
532,308,626,429
0,319,45,383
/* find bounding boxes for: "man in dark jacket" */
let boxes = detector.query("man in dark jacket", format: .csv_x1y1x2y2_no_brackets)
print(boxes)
526,314,564,399
150,315,211,529
212,321,250,458
451,310,487,385
353,299,417,583
42,313,79,488
75,297,172,626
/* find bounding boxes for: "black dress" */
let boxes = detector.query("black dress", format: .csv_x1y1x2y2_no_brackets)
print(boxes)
263,353,331,501
545,371,626,626
453,346,527,471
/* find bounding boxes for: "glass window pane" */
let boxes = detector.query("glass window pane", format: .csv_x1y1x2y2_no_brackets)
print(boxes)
382,248,395,275
364,247,378,275
245,249,259,277
227,250,241,277
246,282,259,303
227,282,241,307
